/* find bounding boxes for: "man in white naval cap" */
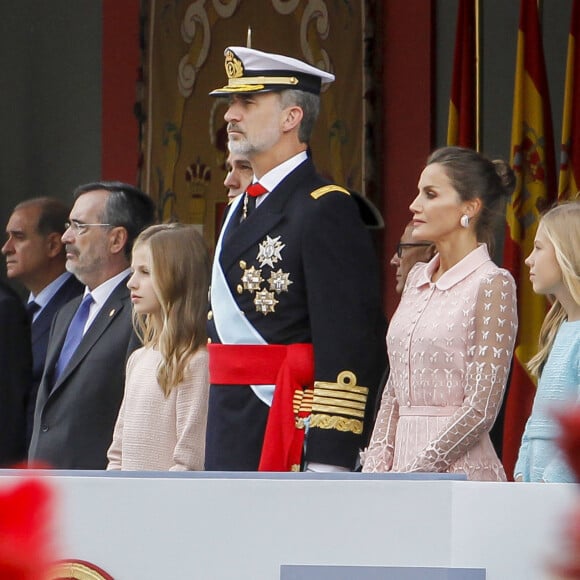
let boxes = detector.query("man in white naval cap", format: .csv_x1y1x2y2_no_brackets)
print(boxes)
206,46,387,472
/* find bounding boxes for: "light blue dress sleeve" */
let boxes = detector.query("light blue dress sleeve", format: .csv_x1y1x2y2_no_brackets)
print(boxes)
514,321,580,483
514,417,531,480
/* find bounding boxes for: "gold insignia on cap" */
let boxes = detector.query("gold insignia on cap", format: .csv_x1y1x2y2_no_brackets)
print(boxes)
225,49,244,79
228,76,299,88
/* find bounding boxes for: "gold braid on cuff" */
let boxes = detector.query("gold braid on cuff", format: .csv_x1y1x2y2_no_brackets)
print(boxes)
310,371,368,434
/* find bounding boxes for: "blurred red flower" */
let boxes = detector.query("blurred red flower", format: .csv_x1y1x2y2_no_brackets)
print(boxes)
550,407,580,578
555,407,580,482
0,479,54,580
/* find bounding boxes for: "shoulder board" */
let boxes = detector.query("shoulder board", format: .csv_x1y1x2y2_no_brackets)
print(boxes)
310,185,351,200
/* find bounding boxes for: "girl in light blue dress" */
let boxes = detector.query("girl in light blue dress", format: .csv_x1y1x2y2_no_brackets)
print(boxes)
515,201,580,483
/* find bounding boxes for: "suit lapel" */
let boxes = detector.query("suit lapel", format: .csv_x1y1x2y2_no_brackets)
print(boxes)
37,295,81,404
220,207,285,273
31,275,84,348
219,159,316,273
31,305,54,347
49,279,129,395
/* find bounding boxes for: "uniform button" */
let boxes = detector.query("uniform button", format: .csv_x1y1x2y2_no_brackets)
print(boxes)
41,424,49,432
239,260,247,269
207,338,212,344
237,284,243,294
207,310,213,320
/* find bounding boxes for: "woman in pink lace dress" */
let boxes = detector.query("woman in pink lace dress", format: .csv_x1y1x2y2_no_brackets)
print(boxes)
362,147,518,481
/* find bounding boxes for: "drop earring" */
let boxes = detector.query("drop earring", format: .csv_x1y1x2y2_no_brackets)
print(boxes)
460,214,470,228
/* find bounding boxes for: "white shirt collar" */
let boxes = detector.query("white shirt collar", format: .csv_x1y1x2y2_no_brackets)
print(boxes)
82,268,131,331
253,151,308,206
28,271,73,310
85,268,131,306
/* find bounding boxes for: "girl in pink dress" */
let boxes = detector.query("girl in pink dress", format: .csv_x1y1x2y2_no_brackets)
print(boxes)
107,224,210,471
362,147,518,481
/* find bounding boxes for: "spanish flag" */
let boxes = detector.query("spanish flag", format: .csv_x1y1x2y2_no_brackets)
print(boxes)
447,0,476,148
502,0,557,480
559,0,580,201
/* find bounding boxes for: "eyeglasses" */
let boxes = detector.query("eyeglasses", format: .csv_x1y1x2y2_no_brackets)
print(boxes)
64,220,112,235
396,242,433,258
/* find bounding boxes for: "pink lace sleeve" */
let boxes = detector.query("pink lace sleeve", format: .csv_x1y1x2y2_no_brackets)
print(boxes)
404,271,518,473
361,376,399,472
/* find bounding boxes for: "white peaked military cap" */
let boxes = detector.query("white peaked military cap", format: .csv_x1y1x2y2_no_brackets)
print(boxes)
209,46,335,96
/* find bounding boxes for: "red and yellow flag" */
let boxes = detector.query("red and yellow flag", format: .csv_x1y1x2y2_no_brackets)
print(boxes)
447,0,476,148
502,0,557,480
559,0,580,201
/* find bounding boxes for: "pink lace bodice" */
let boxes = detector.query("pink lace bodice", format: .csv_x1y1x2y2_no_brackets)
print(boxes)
362,245,517,480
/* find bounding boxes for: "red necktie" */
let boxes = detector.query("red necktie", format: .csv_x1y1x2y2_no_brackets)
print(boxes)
246,182,268,197
243,182,268,219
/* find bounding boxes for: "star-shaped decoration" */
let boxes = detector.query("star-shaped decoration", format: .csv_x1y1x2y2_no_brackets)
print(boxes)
254,289,279,315
241,266,264,292
257,235,285,268
268,269,292,294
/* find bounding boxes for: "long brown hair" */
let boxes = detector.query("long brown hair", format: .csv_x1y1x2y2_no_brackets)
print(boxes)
132,223,210,396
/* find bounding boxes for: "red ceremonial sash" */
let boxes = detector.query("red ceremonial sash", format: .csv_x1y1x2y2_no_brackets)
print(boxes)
209,343,314,471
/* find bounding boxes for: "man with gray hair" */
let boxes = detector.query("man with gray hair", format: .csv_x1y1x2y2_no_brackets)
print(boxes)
206,46,386,472
29,182,156,469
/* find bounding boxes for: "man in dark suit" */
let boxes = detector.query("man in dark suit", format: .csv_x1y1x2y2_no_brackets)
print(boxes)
2,198,84,447
28,182,156,469
0,279,32,465
205,47,387,472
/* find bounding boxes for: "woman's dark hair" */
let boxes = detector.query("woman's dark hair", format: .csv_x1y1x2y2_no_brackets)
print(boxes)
427,146,515,249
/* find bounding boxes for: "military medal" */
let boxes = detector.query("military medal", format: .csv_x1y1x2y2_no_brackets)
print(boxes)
254,289,279,315
241,265,264,292
238,235,290,314
241,195,249,221
268,269,292,294
257,235,285,268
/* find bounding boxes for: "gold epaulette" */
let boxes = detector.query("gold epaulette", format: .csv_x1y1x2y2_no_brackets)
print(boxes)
310,185,351,199
310,371,368,435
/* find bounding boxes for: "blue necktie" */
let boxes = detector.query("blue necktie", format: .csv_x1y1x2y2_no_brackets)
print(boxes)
53,293,94,383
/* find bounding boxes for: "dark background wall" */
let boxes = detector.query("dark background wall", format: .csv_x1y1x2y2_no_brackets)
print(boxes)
0,1,574,311
0,1,102,248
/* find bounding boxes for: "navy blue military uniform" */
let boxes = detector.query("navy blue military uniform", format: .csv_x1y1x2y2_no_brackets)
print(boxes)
206,157,387,470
